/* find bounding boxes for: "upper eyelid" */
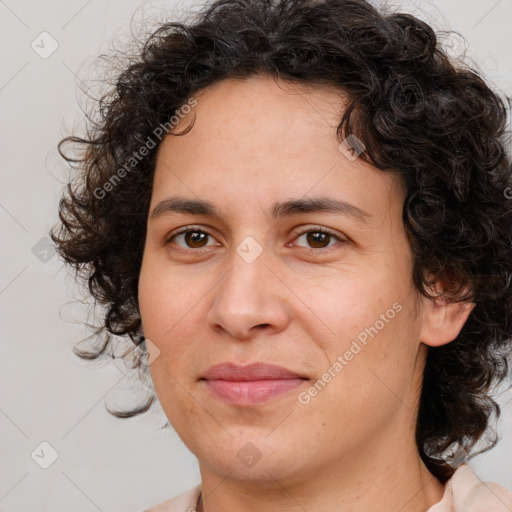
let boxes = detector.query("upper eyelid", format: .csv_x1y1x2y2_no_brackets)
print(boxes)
292,225,341,237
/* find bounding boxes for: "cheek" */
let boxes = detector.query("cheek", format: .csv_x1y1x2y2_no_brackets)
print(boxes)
296,300,419,449
320,294,418,408
138,260,196,379
139,258,193,338
138,266,201,427
138,257,221,391
296,267,408,348
300,264,420,402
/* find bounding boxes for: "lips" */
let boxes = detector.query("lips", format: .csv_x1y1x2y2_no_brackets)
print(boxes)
200,362,308,405
202,362,305,381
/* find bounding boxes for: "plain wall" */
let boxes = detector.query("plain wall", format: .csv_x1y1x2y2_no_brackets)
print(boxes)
1,1,511,511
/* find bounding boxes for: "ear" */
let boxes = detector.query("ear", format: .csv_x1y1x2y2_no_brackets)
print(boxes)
419,287,475,347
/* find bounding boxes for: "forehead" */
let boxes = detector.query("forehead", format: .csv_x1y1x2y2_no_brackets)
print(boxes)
151,75,403,223
168,75,347,150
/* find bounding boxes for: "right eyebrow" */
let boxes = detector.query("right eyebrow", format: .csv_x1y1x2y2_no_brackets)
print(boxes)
150,197,218,219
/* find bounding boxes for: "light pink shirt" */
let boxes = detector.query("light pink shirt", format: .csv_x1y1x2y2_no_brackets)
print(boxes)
143,464,512,511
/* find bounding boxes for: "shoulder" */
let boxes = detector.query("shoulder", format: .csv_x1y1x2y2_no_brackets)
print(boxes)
141,484,201,512
427,464,512,511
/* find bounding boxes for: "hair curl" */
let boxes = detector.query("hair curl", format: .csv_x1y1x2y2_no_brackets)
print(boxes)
51,0,512,482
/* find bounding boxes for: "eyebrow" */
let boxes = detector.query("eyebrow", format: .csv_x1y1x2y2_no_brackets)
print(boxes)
150,196,371,223
150,196,371,222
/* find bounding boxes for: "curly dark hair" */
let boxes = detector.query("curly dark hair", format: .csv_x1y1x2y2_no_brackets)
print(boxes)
51,0,512,483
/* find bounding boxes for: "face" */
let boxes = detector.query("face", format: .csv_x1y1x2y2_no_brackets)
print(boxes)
138,75,430,486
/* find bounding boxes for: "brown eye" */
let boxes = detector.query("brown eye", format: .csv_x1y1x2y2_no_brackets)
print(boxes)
184,231,209,248
294,228,343,250
306,231,331,248
168,229,217,249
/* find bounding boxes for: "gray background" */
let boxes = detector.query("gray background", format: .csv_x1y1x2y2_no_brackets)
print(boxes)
1,1,511,511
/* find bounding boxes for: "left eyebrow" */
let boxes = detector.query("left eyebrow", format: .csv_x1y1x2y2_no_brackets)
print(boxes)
270,197,371,223
150,195,371,223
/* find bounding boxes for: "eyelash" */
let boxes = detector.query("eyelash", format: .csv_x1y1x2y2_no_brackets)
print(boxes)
164,225,346,253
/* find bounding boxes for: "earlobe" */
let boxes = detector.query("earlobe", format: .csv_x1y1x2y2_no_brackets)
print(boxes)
419,293,475,347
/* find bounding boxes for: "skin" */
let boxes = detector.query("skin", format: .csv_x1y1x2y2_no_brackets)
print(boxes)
138,75,473,512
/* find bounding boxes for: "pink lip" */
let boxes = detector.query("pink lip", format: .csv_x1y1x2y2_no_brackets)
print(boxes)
201,362,308,405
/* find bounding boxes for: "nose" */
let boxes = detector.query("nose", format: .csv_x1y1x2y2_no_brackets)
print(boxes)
206,244,291,341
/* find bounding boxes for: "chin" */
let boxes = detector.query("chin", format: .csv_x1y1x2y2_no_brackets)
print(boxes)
196,434,312,484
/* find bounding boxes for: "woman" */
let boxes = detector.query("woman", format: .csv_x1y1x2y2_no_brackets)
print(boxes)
52,0,512,510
